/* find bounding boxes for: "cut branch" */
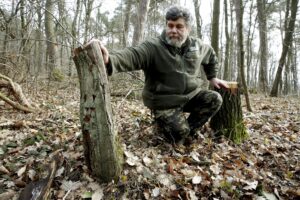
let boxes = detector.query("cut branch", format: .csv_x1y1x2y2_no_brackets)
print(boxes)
0,73,36,113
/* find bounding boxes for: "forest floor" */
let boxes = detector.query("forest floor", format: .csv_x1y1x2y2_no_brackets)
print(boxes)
0,79,299,200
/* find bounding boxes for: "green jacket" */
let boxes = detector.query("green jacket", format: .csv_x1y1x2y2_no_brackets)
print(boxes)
108,31,219,110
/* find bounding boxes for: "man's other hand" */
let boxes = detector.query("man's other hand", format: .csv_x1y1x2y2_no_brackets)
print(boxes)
209,78,229,89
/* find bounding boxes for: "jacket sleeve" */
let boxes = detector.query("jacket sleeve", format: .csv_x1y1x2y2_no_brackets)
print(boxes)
106,40,154,75
201,45,219,80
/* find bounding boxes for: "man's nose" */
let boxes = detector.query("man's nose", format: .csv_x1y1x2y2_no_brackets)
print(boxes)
170,27,177,33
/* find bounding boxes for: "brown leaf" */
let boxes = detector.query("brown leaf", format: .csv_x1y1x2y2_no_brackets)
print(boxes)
15,178,26,188
0,165,10,174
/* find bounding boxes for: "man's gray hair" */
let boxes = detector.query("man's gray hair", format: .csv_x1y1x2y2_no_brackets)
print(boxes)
165,6,192,27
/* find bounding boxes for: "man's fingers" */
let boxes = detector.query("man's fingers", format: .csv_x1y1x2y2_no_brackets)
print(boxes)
99,43,109,64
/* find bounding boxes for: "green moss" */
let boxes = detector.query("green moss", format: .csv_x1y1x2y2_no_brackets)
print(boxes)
220,121,249,144
114,134,124,180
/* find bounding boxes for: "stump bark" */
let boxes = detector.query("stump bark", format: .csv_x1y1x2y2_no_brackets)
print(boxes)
210,82,248,143
73,41,122,182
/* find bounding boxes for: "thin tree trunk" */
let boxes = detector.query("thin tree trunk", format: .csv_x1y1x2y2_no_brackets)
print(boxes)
211,0,221,57
193,0,202,39
246,0,255,87
132,0,150,78
123,0,132,47
257,0,269,93
70,0,81,77
58,0,66,68
234,0,252,111
291,42,298,93
132,0,150,46
270,0,299,97
45,0,58,80
193,0,208,88
84,0,94,43
223,0,230,81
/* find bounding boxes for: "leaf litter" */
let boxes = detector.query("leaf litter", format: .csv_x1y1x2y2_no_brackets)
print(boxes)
0,81,299,199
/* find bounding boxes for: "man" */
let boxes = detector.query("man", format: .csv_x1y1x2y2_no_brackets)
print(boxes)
97,6,228,144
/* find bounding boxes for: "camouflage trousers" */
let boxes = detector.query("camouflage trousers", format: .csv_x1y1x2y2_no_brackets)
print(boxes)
153,90,222,143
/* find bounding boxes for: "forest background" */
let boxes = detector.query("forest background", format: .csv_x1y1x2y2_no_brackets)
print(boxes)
0,0,299,199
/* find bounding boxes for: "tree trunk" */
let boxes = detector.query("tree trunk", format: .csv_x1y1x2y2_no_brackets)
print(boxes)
193,0,202,39
234,0,252,111
246,0,255,87
291,42,298,93
69,0,81,77
73,41,122,182
132,0,150,79
257,0,269,93
45,0,58,79
123,0,133,47
223,0,230,81
211,0,221,57
270,0,299,97
210,82,248,143
132,0,150,46
193,0,208,89
83,0,94,43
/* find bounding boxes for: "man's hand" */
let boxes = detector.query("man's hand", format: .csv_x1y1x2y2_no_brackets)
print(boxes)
209,78,229,89
84,39,109,65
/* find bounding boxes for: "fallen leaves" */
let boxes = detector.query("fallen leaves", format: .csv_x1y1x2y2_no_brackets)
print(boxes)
0,82,299,199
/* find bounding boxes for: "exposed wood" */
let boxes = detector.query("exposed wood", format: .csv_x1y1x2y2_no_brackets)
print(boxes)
18,150,63,200
0,73,36,113
73,41,122,183
210,82,248,143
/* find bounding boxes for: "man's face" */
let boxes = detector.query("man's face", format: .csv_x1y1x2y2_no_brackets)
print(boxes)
165,18,190,48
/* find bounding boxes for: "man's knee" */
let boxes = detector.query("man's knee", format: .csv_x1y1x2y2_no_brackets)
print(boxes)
211,91,223,111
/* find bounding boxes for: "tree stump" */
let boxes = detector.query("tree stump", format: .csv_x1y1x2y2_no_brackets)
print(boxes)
210,82,248,143
73,41,122,182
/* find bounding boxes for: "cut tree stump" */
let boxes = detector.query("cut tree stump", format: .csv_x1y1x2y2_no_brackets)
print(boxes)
73,41,122,182
210,82,248,143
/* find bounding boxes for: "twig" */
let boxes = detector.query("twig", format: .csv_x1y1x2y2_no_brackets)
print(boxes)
62,190,71,200
125,72,144,83
116,89,133,110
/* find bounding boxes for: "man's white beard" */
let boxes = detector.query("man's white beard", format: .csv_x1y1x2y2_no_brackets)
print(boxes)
166,36,186,48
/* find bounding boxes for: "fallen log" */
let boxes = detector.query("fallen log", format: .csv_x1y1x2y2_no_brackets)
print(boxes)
0,73,36,113
18,150,63,200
